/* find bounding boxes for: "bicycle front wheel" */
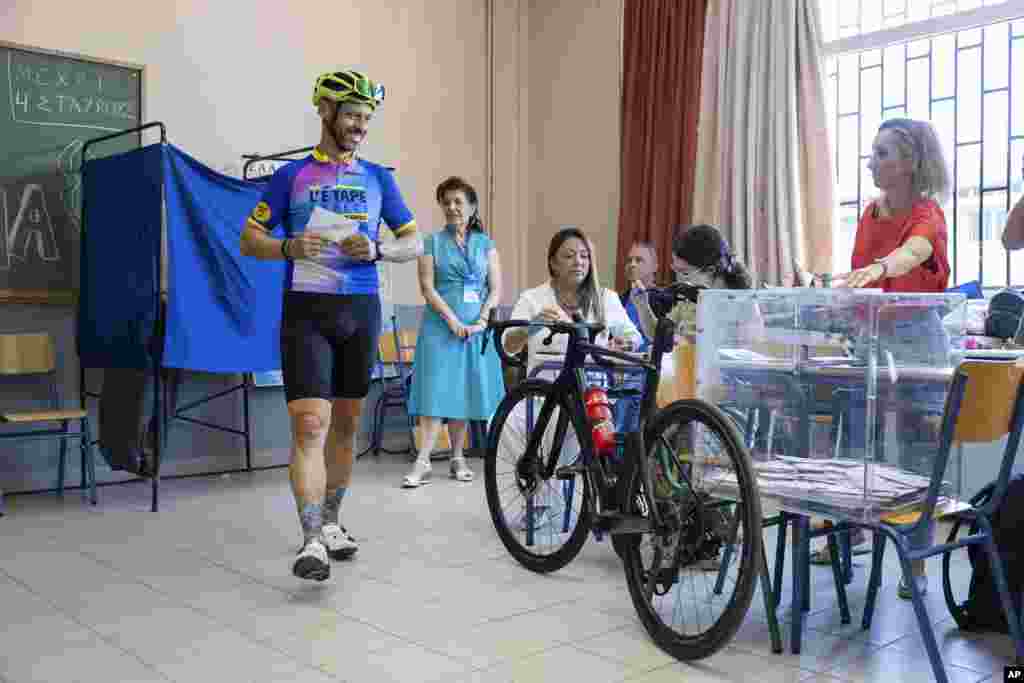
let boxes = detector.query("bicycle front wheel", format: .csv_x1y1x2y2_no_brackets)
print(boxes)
620,399,762,661
484,380,594,574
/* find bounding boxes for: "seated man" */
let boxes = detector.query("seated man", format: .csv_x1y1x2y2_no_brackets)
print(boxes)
613,240,657,432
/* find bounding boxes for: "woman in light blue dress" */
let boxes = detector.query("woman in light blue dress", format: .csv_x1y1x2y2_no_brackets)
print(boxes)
404,176,505,487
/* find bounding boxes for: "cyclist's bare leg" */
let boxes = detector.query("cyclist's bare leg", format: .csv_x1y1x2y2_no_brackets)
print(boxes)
288,398,332,543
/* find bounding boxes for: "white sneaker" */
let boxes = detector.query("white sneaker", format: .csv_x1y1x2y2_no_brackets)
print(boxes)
402,460,432,488
321,523,358,560
450,457,474,482
292,539,330,582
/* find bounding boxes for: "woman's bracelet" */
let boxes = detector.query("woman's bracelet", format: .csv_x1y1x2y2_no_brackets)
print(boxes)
281,239,292,260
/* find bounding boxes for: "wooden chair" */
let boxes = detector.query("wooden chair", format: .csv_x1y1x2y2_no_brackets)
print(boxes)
0,333,97,508
655,341,695,407
369,326,418,458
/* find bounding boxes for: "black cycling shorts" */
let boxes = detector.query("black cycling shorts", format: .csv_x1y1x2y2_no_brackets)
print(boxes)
280,292,382,403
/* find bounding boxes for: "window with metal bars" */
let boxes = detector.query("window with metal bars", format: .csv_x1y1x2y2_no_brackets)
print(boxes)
821,0,1024,288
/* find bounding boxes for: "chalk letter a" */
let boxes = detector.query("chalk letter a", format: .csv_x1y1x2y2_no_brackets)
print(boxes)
9,184,60,263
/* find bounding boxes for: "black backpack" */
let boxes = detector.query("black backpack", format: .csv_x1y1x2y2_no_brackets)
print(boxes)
958,474,1024,633
985,289,1024,341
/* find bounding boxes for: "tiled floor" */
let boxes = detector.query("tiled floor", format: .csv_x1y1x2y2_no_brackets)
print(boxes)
0,449,1016,682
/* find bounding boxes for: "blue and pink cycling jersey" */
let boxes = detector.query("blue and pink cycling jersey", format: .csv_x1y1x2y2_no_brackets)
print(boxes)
247,148,415,295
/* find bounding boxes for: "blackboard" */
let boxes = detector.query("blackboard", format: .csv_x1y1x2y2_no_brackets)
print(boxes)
0,42,143,304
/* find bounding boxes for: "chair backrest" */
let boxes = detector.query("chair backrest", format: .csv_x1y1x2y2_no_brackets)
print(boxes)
894,359,1024,532
656,342,696,408
952,359,1024,445
379,329,416,365
0,333,56,375
945,359,1024,518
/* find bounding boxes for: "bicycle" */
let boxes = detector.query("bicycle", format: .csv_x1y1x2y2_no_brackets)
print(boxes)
481,282,765,661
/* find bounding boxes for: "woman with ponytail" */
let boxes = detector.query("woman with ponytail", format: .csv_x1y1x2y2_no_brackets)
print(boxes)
630,224,753,341
404,177,505,487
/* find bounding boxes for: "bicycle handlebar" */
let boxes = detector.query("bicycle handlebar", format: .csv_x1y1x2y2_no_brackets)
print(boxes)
644,281,705,319
481,317,602,367
480,281,705,369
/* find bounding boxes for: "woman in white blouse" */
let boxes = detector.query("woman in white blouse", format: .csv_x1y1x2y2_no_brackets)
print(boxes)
502,228,639,367
498,228,640,531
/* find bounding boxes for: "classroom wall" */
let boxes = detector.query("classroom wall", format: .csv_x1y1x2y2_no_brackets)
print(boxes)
486,0,624,297
525,0,623,289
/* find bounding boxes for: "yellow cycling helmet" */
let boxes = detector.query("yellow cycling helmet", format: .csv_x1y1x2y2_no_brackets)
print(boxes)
312,70,385,110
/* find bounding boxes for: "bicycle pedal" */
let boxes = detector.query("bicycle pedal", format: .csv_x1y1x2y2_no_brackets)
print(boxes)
554,464,586,480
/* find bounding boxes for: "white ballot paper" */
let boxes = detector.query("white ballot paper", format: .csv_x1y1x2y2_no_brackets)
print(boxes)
292,206,363,292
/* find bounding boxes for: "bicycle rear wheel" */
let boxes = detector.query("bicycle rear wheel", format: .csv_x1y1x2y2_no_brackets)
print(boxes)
484,380,594,573
620,399,762,661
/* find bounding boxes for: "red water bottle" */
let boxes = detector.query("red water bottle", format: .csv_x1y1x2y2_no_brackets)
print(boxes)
584,386,616,456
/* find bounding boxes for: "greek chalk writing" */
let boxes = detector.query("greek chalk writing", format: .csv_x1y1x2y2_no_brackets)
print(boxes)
0,184,60,269
11,61,104,92
0,187,7,270
8,52,136,131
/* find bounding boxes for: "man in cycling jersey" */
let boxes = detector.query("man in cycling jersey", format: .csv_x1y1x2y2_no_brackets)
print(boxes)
240,70,422,581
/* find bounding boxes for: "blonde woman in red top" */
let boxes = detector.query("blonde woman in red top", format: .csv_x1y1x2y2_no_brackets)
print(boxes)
830,118,952,600
835,118,951,292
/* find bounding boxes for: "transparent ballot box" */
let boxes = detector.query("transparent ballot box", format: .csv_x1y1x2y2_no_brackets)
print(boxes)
693,288,968,523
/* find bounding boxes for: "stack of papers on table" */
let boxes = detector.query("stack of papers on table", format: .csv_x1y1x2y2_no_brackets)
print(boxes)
720,349,772,362
705,455,948,513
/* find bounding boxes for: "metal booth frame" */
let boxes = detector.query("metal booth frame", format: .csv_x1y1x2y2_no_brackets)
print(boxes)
78,123,265,512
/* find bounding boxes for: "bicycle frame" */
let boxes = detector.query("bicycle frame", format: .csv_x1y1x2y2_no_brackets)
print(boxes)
483,283,700,533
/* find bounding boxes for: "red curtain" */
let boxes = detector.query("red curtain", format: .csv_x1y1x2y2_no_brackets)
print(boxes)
617,0,707,291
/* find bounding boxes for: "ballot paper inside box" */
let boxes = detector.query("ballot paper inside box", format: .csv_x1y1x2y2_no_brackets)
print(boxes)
692,287,968,523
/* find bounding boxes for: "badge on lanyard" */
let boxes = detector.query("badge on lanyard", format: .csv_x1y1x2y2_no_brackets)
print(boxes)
455,231,482,303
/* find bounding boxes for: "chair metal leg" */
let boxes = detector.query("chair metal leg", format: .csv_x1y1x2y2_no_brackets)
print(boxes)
83,417,97,505
79,436,86,492
841,527,854,584
743,408,757,449
790,515,808,654
976,515,1024,663
802,523,812,614
56,425,67,499
73,421,85,491
827,530,851,624
774,513,788,607
372,397,385,458
893,537,948,683
760,537,784,654
862,530,887,630
714,502,742,595
407,414,417,459
468,420,487,459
